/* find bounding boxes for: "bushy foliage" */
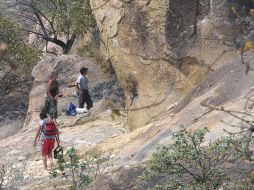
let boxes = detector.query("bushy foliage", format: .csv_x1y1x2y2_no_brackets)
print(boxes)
0,14,40,71
50,147,110,190
140,128,248,190
224,178,254,190
52,0,96,37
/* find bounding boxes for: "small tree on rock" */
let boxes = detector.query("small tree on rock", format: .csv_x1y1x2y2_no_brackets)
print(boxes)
140,127,248,190
7,0,96,54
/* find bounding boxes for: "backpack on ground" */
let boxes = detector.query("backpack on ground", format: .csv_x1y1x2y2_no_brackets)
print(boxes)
42,119,57,136
66,101,77,116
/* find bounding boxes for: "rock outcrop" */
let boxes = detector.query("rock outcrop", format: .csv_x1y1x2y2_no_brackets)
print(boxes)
0,73,33,140
0,54,126,189
91,0,247,128
2,1,254,189
24,54,124,128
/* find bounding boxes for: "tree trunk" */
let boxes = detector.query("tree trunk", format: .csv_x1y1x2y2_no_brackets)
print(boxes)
45,34,76,54
46,37,66,49
63,34,76,54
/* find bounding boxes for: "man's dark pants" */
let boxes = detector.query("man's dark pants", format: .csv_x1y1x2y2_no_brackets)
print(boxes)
79,89,93,110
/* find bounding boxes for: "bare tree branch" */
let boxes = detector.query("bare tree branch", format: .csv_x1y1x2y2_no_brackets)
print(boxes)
201,102,254,124
201,102,254,154
49,0,57,9
34,7,57,38
22,29,45,38
29,7,49,38
14,13,38,24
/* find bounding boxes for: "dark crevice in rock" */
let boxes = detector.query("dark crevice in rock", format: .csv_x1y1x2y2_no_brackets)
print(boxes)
198,0,211,20
123,1,149,50
227,0,254,21
132,5,149,45
90,75,125,109
165,0,210,56
165,0,197,49
128,78,138,107
91,25,102,49
105,59,116,76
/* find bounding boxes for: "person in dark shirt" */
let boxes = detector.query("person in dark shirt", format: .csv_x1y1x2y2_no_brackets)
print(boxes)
45,71,59,124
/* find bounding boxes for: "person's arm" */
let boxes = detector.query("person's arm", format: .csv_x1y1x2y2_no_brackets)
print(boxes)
56,127,60,145
76,77,80,90
47,80,53,98
34,125,41,147
56,80,60,97
75,77,81,97
76,83,80,90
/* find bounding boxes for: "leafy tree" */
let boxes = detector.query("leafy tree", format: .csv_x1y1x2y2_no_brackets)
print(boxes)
50,147,110,190
139,128,248,190
8,0,96,54
50,148,92,190
0,13,40,72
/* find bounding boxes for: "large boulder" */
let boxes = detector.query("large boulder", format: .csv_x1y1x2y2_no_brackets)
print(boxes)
24,54,110,128
91,0,246,128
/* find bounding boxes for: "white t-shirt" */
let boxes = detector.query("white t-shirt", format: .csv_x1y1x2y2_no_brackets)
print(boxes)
76,75,88,90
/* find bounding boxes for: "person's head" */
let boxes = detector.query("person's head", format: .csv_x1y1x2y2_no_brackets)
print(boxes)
80,67,88,75
39,112,47,120
50,71,58,80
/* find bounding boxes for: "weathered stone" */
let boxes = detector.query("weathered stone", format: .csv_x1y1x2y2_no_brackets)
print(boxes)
91,0,245,128
0,71,5,80
2,1,254,189
26,54,109,128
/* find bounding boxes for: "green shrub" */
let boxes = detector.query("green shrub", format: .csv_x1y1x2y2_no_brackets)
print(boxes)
50,147,110,190
140,127,247,190
0,14,40,72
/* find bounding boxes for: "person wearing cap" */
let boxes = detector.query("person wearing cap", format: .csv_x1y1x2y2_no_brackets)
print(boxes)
76,67,93,110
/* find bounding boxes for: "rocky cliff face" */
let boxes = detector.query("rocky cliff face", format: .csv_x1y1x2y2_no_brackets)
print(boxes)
2,1,254,189
91,0,247,128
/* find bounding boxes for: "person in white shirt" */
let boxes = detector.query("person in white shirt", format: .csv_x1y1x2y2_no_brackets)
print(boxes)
76,67,93,110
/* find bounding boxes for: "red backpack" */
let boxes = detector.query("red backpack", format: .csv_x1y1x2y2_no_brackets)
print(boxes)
42,119,57,136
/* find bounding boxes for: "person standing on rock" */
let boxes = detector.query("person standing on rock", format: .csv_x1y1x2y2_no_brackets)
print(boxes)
76,67,93,110
34,111,60,170
45,71,59,124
